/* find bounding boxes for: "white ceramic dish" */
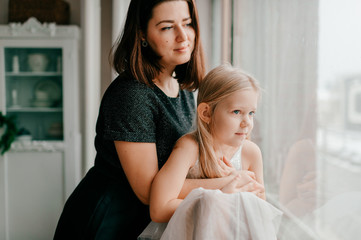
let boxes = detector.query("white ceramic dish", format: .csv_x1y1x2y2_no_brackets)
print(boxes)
34,79,62,103
28,53,48,72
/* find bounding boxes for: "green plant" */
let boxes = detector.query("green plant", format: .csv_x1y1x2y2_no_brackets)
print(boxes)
0,112,18,155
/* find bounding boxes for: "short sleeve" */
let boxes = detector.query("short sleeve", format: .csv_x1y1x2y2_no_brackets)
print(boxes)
99,78,158,143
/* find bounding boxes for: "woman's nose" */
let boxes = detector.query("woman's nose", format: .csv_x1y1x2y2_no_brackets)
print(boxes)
176,26,188,42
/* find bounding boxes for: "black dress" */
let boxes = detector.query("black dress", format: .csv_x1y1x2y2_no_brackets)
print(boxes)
54,71,195,239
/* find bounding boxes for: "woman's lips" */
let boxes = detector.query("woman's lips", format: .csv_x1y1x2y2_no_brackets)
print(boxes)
174,45,188,52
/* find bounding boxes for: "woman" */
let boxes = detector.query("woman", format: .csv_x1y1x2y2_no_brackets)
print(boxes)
54,1,259,239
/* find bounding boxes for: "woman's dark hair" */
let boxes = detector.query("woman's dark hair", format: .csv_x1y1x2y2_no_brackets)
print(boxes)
111,0,205,91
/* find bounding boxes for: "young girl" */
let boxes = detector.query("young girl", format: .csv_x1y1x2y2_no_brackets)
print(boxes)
139,64,282,240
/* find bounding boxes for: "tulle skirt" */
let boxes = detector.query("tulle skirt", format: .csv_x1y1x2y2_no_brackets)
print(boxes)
138,188,283,240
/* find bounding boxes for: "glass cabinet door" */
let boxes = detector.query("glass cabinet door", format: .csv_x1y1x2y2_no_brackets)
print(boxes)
4,47,63,140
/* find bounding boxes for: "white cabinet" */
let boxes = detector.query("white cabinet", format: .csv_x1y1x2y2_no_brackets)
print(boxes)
0,18,81,239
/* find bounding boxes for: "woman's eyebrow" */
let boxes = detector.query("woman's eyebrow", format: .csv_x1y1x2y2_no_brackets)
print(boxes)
156,17,191,26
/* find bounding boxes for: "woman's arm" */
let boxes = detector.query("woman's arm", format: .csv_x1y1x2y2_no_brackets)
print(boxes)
114,141,159,205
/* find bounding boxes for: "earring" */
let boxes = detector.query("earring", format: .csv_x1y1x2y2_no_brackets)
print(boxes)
141,40,148,47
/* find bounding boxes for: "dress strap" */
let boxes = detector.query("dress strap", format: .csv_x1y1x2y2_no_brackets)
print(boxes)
229,146,243,170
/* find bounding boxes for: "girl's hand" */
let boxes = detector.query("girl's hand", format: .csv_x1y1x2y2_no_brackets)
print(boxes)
231,170,256,181
221,174,254,194
221,171,261,192
251,182,265,200
237,172,265,199
218,156,235,176
221,171,265,199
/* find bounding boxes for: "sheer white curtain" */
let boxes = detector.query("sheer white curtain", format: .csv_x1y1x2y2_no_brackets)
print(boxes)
233,0,318,194
232,0,361,239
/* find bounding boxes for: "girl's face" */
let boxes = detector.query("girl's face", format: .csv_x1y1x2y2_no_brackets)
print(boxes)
211,89,258,148
146,1,195,70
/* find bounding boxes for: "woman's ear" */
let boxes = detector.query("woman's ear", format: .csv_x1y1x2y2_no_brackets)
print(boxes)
197,102,211,124
140,31,146,41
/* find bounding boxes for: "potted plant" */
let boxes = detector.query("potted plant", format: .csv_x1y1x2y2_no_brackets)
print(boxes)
0,112,18,155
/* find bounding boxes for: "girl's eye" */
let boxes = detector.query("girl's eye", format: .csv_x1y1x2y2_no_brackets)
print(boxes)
233,110,240,114
249,111,256,116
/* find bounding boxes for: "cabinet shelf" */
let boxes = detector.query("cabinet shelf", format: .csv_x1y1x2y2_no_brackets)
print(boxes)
3,47,64,141
7,107,63,112
10,140,65,152
6,72,62,77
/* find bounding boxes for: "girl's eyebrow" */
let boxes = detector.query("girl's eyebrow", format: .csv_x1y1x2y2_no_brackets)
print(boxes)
231,105,257,110
156,17,191,26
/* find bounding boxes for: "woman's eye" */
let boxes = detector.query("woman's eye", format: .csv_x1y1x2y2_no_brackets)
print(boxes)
249,111,256,116
233,110,240,114
161,26,173,31
185,22,193,27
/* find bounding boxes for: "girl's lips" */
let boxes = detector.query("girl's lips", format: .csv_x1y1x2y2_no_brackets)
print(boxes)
236,132,247,136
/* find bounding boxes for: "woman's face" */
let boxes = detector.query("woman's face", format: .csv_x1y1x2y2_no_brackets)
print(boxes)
146,1,195,70
211,89,258,148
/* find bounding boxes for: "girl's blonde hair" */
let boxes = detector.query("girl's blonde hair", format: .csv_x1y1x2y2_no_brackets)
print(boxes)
192,64,260,178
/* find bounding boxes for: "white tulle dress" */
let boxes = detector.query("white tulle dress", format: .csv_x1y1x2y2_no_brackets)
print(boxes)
138,147,283,240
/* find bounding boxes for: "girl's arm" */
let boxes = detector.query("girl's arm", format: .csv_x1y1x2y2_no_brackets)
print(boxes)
115,141,159,205
179,176,235,199
243,140,266,199
150,135,262,222
178,171,256,199
150,134,199,222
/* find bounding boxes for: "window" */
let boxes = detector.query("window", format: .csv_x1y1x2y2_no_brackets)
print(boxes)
199,0,361,239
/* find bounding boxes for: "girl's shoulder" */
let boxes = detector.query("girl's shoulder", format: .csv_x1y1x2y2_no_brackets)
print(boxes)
242,140,262,164
177,133,200,171
175,133,199,150
243,139,260,151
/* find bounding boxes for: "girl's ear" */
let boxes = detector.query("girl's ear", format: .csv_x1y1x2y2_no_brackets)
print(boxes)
197,102,211,124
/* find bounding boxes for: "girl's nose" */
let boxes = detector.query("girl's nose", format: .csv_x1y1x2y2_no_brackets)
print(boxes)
240,116,251,127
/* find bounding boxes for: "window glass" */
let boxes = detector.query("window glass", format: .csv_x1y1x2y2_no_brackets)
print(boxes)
210,0,361,239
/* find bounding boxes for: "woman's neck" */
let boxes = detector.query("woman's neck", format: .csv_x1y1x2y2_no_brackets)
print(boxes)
154,70,179,97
